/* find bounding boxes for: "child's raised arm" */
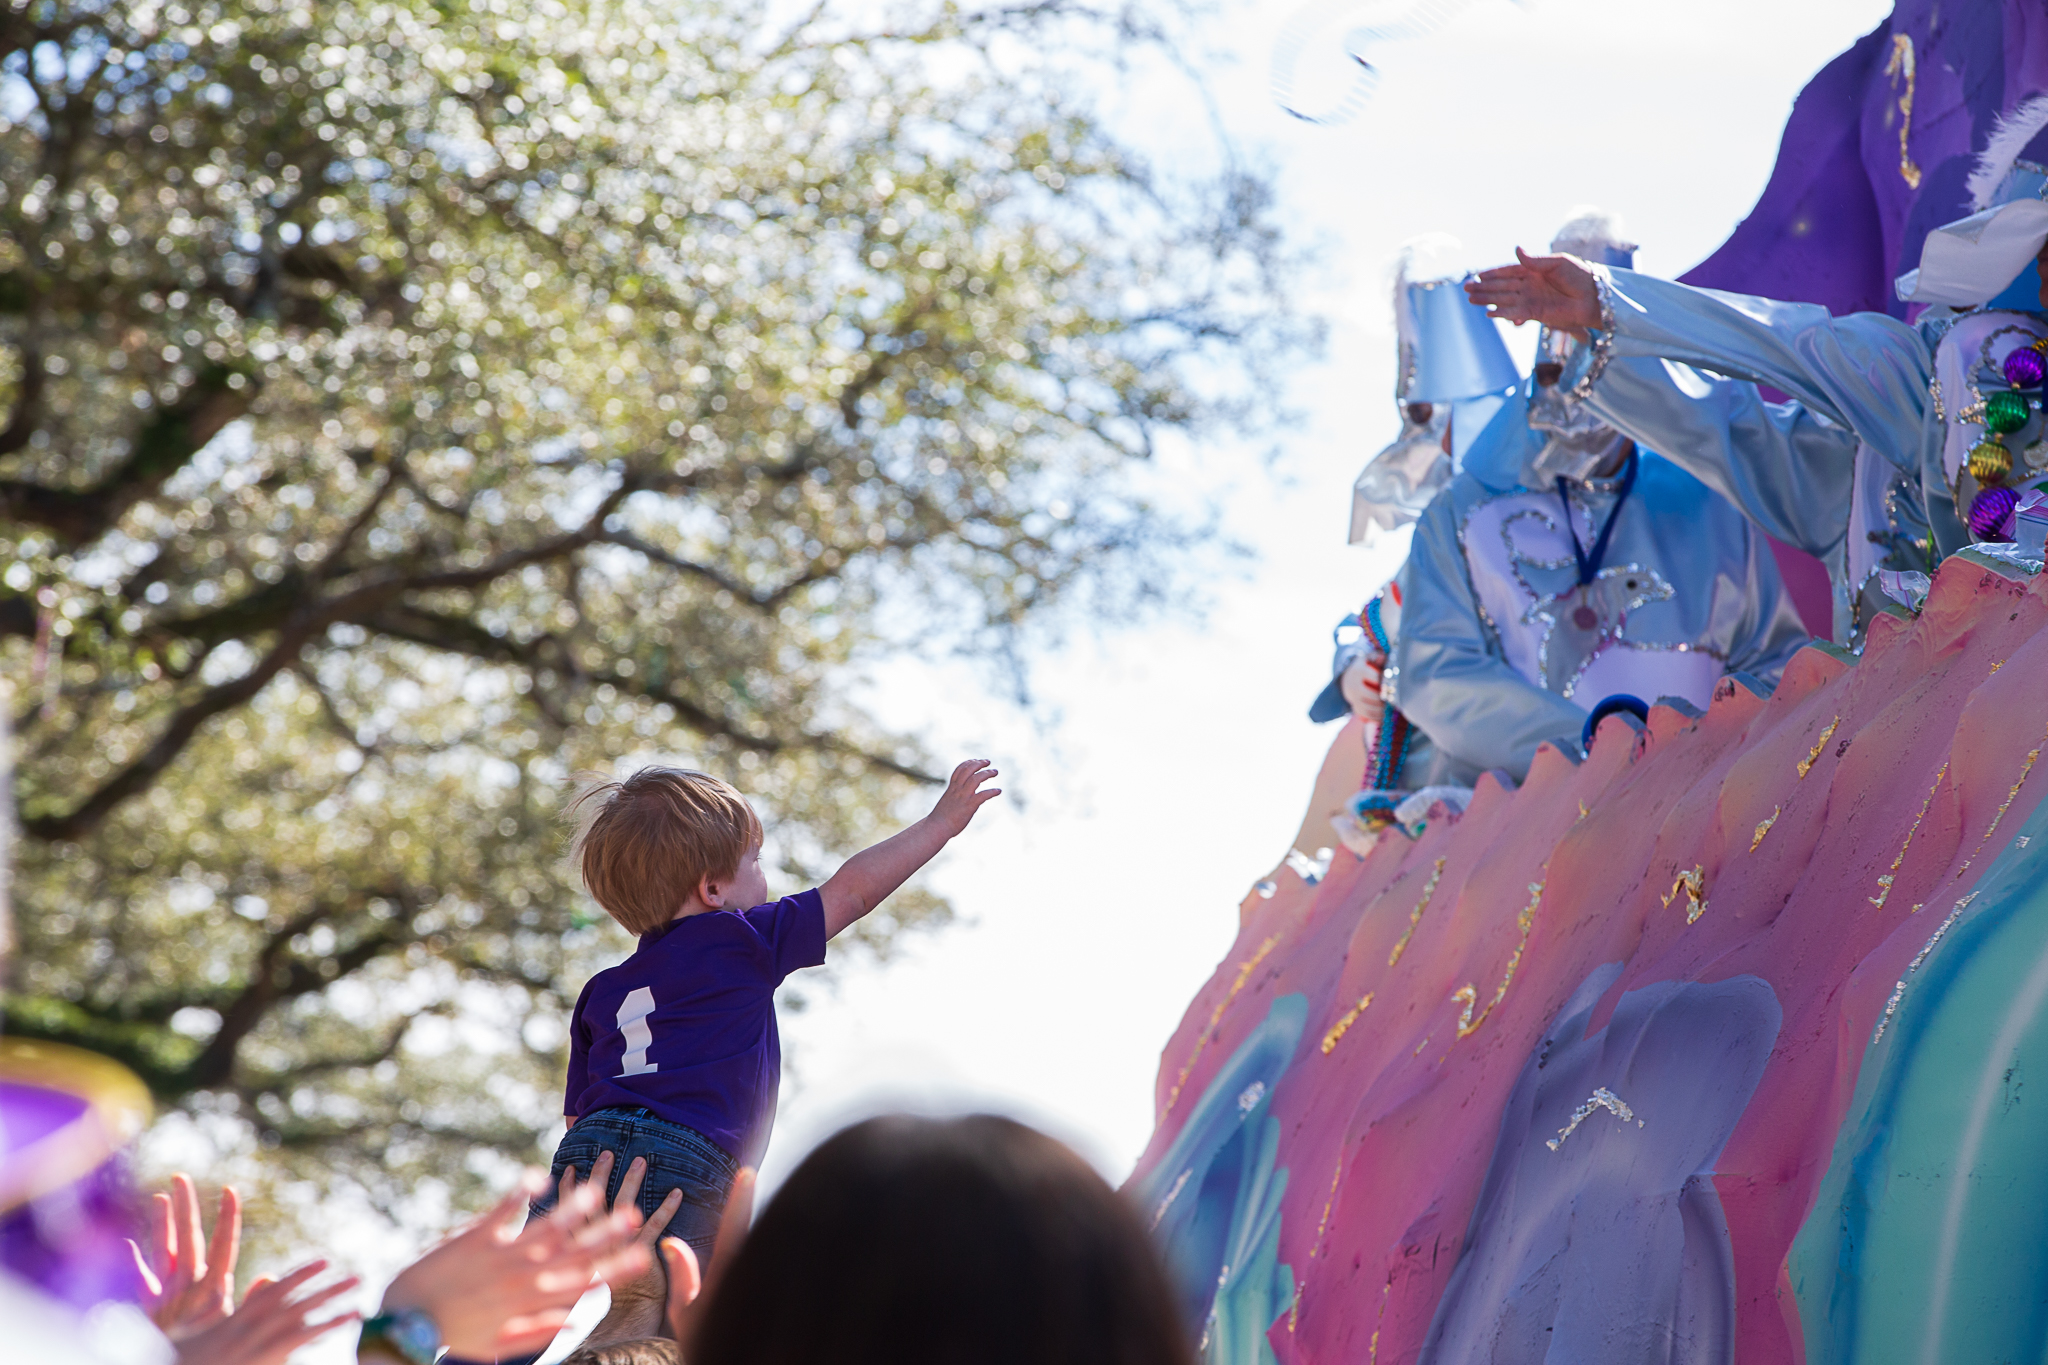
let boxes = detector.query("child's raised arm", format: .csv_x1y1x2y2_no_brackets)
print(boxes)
819,759,1001,938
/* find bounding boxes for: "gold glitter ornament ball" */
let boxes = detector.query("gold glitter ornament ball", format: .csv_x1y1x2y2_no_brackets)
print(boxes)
1970,439,2014,484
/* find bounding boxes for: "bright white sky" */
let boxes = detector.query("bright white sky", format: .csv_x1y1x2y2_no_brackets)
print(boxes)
292,0,1895,1356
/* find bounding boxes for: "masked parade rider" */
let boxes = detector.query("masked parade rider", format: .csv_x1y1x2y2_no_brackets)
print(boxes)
1390,214,1811,784
1467,101,2048,636
1262,243,1510,890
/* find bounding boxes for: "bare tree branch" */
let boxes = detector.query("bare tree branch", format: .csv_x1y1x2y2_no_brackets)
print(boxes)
0,365,253,547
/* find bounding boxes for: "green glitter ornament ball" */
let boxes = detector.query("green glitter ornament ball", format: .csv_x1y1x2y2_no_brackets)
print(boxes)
1985,388,2032,435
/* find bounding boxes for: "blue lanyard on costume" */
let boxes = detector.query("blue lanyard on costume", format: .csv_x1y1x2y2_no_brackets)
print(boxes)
1556,449,1639,586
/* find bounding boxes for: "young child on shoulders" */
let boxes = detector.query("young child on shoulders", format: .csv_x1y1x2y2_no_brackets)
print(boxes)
537,758,1002,1271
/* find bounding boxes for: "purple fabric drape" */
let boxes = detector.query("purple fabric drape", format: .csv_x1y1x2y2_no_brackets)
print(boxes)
1685,1,2048,319
1672,1,2048,633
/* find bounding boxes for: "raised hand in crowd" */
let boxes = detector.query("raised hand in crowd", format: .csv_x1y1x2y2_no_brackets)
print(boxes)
1464,247,1604,336
820,758,1001,936
377,1166,652,1361
129,1172,360,1365
129,1173,240,1337
167,1261,362,1365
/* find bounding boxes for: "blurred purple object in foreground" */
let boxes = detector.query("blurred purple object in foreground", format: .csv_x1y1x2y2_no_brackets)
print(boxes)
0,1041,152,1309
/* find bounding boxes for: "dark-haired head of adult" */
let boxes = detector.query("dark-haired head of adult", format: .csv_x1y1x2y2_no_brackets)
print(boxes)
562,1340,682,1365
689,1114,1191,1365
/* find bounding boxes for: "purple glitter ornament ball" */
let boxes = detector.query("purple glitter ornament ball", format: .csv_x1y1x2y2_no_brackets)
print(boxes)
2006,345,2048,390
1970,484,2019,541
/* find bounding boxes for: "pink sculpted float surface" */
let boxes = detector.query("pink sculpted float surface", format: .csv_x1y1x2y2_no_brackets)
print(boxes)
1129,551,2048,1365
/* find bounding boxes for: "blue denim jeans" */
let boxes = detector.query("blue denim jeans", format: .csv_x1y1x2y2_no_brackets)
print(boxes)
531,1106,739,1270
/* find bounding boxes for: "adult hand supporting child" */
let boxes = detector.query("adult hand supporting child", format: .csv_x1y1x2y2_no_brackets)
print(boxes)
662,1167,756,1347
565,1150,687,1347
546,1157,754,1358
380,1169,651,1360
819,758,1001,937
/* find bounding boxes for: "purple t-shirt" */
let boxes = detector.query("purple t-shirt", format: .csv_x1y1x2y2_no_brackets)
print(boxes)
564,890,827,1164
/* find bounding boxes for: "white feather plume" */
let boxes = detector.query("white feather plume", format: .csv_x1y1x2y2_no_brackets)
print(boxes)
1550,206,1637,261
1968,94,2048,212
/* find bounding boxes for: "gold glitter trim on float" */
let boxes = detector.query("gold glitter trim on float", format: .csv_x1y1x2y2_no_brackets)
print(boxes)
1663,865,1708,924
1452,879,1544,1039
1386,857,1446,968
1874,892,1979,1044
1883,35,1924,190
1872,761,1947,910
1162,934,1279,1114
1363,1276,1393,1363
1798,716,1842,779
1147,1167,1191,1229
1955,721,2048,880
1321,992,1374,1054
1751,806,1780,851
1288,1151,1353,1332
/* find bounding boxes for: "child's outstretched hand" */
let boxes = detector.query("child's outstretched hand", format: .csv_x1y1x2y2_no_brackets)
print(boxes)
821,757,1003,937
929,759,1001,836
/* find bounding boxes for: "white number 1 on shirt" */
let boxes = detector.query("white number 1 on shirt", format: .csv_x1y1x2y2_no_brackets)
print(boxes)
617,987,658,1077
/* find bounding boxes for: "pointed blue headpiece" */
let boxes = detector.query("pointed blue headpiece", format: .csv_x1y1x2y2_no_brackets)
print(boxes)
1398,276,1518,404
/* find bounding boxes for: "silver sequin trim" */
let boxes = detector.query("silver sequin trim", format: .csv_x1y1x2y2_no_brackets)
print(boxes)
1540,562,1693,700
1564,267,1619,402
1872,891,1979,1045
1467,488,1716,695
1545,1086,1642,1151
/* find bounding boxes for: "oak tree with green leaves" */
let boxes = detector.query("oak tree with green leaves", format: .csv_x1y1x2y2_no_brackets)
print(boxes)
0,0,1301,1213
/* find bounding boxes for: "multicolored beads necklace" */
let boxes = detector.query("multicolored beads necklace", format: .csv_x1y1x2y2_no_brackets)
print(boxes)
1352,595,1415,830
1368,710,1414,792
1962,331,2048,540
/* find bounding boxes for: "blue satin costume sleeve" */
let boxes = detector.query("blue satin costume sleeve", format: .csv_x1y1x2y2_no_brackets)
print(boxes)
1579,354,1863,561
1724,497,1813,682
1572,267,1966,556
1393,491,1584,783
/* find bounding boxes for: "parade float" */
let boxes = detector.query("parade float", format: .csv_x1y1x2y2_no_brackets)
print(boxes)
1130,6,2048,1364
